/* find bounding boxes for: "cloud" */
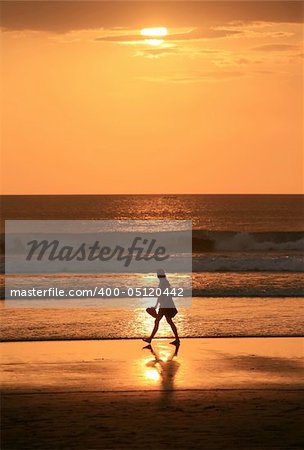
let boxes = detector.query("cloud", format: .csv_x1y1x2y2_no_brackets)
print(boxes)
134,46,181,59
140,70,245,83
95,27,242,43
252,43,300,51
134,45,225,59
1,1,303,33
211,21,297,39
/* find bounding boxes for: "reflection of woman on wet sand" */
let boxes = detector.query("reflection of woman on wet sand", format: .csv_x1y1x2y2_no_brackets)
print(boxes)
143,269,180,345
143,343,180,393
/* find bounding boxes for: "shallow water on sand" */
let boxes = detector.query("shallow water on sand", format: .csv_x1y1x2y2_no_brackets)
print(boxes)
1,297,303,341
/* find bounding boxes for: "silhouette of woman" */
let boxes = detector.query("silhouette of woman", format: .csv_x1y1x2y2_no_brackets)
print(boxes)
143,269,180,345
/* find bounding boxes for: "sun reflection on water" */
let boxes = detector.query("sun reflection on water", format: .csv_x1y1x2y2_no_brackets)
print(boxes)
144,368,160,381
142,342,181,396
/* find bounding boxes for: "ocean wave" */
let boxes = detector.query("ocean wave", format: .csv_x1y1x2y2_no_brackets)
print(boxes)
193,230,304,252
192,255,304,272
1,230,303,274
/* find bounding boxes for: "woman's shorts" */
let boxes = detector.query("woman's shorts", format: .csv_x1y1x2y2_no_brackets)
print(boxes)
158,308,178,319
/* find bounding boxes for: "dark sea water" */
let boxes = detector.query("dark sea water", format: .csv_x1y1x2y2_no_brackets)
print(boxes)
2,194,303,230
1,195,303,340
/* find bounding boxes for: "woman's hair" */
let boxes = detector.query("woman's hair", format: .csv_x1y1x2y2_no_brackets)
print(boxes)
157,268,166,278
158,270,171,289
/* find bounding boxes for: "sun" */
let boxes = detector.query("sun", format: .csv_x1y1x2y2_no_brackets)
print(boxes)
140,27,168,37
140,27,168,46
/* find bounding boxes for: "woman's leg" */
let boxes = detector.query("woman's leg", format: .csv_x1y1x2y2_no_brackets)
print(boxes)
166,317,179,340
149,317,161,340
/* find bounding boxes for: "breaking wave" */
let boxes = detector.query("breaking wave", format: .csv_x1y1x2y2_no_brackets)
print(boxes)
192,230,304,252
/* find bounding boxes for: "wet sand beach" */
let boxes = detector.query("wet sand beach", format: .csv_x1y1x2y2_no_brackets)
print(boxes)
1,338,304,449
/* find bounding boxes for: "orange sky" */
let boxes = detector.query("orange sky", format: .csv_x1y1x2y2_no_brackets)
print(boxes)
1,1,303,194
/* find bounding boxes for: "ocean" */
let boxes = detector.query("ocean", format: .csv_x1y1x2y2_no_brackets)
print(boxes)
1,194,303,340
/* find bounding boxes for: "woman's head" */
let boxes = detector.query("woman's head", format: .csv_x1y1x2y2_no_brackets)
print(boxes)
157,268,166,279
